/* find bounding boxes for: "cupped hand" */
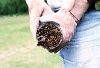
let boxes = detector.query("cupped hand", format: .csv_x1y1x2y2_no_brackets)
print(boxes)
26,0,54,42
39,9,78,44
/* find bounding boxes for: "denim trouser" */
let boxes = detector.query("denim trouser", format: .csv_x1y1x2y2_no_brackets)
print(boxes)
54,10,100,68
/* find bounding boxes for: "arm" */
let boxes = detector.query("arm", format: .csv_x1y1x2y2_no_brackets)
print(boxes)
71,0,99,21
70,0,89,21
60,0,97,23
39,0,97,53
25,0,54,42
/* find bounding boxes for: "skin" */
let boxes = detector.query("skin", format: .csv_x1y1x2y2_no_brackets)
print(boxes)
26,0,54,43
26,0,91,45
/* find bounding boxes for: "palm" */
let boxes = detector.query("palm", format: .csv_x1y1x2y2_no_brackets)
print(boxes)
39,10,77,43
26,0,54,42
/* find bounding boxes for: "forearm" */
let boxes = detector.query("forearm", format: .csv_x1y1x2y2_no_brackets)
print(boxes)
71,0,89,21
71,0,98,21
61,0,97,23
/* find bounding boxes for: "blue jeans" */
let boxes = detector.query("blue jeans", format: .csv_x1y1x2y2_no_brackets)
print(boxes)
57,10,100,68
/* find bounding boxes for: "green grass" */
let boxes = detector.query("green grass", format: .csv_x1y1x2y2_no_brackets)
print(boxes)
0,15,32,49
0,0,7,4
0,15,62,68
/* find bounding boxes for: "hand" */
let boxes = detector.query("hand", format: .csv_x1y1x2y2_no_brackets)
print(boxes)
39,9,78,47
39,0,89,52
26,0,54,42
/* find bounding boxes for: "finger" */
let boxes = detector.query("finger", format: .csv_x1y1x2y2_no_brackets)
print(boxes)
29,1,44,17
29,2,43,33
29,1,44,35
25,0,33,7
60,26,72,42
42,4,54,15
26,0,52,16
39,14,53,22
29,3,43,41
39,14,61,23
30,16,40,42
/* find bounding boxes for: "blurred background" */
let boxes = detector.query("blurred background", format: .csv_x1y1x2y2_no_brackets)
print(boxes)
0,0,100,68
0,0,62,68
0,0,28,15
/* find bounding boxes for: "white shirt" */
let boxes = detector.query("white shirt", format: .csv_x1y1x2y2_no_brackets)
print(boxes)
47,0,63,8
47,0,75,11
26,0,74,11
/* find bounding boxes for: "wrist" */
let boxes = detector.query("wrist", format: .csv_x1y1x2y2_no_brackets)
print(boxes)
58,9,79,24
60,0,89,22
70,0,89,21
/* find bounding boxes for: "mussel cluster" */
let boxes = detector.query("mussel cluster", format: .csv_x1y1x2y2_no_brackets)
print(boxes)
36,21,62,50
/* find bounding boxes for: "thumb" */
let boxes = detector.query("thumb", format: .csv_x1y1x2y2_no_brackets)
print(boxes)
42,4,54,15
26,0,33,7
30,16,40,42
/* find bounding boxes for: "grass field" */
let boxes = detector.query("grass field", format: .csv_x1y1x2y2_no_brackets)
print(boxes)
0,15,62,68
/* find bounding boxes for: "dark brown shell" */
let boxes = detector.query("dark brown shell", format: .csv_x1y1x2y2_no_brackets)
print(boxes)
36,21,63,52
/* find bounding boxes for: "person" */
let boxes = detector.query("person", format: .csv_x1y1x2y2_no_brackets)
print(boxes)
26,0,100,68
